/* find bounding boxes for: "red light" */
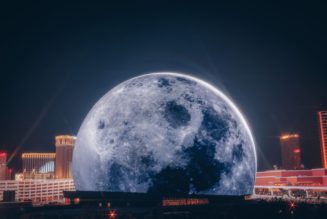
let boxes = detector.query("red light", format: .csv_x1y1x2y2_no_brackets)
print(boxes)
288,201,296,210
108,210,117,219
73,198,80,204
293,148,301,153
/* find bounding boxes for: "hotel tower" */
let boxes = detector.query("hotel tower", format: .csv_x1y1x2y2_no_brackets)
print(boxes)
55,135,76,179
318,111,327,169
280,133,301,170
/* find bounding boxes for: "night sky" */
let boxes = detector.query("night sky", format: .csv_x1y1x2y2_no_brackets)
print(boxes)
1,1,327,171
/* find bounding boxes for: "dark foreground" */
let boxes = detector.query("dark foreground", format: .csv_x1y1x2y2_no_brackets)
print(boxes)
1,191,327,218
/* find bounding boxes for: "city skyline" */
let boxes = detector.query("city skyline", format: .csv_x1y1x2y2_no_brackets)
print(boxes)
1,108,326,172
1,2,327,218
1,2,327,172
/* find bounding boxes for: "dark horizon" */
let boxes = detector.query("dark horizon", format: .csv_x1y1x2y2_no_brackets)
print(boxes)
1,1,327,171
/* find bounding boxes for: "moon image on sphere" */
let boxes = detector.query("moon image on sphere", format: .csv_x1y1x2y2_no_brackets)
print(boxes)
73,72,257,195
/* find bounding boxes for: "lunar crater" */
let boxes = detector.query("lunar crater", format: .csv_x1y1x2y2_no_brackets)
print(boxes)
164,101,191,128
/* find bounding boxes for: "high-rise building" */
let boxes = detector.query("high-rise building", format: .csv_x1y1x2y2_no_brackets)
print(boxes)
22,153,56,173
280,133,301,170
55,135,76,179
318,111,327,169
0,151,7,180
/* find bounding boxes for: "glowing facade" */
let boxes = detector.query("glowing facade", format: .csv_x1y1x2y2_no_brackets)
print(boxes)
254,169,327,202
22,153,56,173
55,135,76,179
0,152,7,180
0,179,74,204
280,133,301,170
256,168,327,186
318,111,327,169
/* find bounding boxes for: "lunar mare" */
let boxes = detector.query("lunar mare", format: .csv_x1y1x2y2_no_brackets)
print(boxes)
72,72,257,195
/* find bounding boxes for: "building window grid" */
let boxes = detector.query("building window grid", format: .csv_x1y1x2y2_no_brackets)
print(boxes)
0,179,74,203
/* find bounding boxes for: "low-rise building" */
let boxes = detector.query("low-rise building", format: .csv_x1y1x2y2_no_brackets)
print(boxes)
0,179,74,205
256,168,327,186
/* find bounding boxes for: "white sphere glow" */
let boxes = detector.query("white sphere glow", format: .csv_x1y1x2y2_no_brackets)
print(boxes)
73,72,257,195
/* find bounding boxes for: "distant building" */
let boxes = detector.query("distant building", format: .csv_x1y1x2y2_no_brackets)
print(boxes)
55,135,76,179
0,179,74,204
254,168,327,200
255,168,327,187
0,151,7,180
22,153,56,173
318,111,327,169
280,133,301,170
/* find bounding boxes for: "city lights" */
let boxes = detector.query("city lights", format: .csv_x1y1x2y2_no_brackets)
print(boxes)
1,1,327,218
0,135,76,204
280,134,300,140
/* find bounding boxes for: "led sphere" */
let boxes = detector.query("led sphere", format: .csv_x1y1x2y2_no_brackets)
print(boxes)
73,72,257,195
